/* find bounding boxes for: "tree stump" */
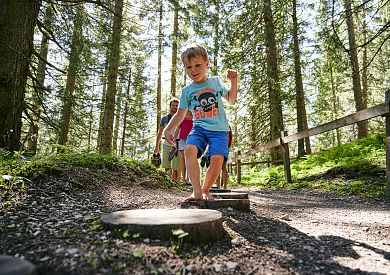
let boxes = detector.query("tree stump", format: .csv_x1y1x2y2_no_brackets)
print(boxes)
212,192,248,199
0,255,37,275
181,199,250,212
101,209,224,243
209,187,231,193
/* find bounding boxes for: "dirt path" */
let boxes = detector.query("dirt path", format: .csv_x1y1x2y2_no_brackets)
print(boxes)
1,173,389,274
245,188,390,274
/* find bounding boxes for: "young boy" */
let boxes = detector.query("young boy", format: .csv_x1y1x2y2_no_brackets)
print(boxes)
164,43,238,201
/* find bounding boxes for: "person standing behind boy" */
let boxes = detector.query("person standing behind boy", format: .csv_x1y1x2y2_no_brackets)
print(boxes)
154,99,179,182
164,43,238,201
177,110,193,185
217,126,232,189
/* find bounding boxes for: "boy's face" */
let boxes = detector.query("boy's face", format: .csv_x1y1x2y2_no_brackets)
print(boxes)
183,55,209,84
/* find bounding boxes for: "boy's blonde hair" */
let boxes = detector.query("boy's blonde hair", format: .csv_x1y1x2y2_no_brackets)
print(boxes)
180,43,209,63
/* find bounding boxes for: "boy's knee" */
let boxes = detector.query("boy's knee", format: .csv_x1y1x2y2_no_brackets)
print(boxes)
185,144,198,155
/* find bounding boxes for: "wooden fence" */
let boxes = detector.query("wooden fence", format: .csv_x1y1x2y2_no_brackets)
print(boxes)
228,91,390,195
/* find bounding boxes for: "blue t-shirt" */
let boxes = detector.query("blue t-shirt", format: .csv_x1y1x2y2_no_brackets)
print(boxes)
179,76,229,131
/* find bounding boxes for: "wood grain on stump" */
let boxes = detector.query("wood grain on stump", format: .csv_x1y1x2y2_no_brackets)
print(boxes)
101,209,224,243
181,199,250,212
212,192,248,199
0,255,37,275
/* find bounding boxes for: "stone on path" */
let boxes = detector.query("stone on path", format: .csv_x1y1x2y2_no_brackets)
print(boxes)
0,255,37,275
101,208,224,243
181,199,250,212
212,192,248,199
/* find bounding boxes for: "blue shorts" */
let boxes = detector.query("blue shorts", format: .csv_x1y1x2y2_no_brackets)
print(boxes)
186,125,229,161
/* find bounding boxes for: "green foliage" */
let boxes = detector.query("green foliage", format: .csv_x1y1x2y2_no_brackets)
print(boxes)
0,152,182,209
239,132,388,199
170,228,190,252
132,248,144,258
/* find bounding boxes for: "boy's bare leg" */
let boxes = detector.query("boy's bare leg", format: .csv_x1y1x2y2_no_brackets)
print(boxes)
202,154,224,199
184,145,202,199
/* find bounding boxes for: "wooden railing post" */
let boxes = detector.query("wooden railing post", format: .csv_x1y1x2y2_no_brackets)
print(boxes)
385,90,390,195
281,130,292,183
236,150,241,185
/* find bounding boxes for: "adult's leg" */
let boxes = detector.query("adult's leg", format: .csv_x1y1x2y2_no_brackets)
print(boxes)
185,144,202,199
172,169,179,182
179,150,186,183
171,149,180,183
216,173,221,189
221,164,228,189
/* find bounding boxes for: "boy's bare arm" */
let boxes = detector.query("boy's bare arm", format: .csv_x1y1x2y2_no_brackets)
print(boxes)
223,69,238,105
164,109,187,146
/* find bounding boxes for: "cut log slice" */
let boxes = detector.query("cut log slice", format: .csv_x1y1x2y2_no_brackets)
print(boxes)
181,199,250,212
101,208,224,243
209,187,231,193
212,192,248,199
0,255,37,275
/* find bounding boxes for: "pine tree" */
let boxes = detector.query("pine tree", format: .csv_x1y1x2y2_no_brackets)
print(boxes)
0,0,41,151
100,0,124,154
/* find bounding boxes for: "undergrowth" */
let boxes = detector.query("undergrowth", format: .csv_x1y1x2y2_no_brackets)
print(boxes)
0,152,178,206
231,132,389,199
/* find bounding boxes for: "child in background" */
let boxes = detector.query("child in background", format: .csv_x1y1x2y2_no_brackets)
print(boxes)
164,43,238,201
177,110,193,185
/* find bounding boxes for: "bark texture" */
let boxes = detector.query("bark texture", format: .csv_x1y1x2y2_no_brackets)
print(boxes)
58,5,84,148
263,0,284,163
0,0,41,151
26,5,53,154
292,0,311,157
344,0,367,138
100,0,124,154
170,1,179,97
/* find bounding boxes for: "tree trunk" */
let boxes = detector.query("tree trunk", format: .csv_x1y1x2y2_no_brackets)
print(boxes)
263,0,284,163
330,66,341,146
26,5,53,155
87,105,94,152
97,72,107,150
344,0,367,138
99,0,124,154
0,0,41,151
112,85,122,155
156,0,163,132
120,71,131,157
361,1,368,112
213,0,220,76
292,0,311,157
58,4,84,149
170,1,179,97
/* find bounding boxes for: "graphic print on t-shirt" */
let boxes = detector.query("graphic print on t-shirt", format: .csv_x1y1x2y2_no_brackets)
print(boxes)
193,87,223,120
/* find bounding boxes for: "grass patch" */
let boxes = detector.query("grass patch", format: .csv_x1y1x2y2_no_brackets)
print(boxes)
233,132,389,199
0,152,179,207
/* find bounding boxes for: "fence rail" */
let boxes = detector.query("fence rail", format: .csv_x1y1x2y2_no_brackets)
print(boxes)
228,91,390,195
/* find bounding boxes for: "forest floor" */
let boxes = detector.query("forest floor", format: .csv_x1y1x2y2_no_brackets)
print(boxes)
1,164,390,275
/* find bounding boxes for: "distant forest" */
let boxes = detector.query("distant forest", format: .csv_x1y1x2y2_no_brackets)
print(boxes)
0,0,389,162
